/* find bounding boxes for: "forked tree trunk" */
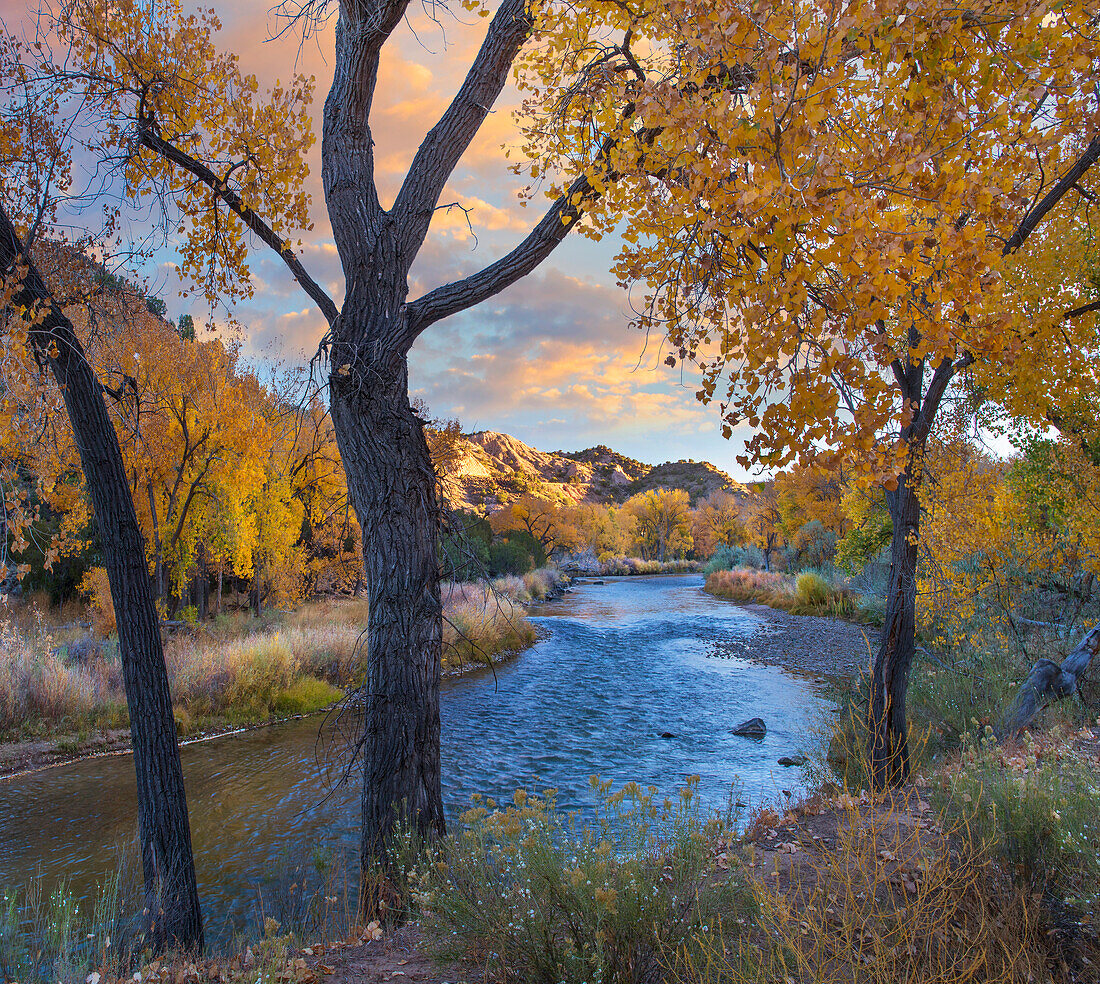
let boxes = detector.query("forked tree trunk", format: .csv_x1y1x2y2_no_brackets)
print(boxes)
867,456,921,789
329,348,446,863
0,208,204,951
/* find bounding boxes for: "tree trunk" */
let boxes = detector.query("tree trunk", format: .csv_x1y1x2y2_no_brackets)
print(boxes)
196,543,207,620
867,458,921,789
1000,625,1100,735
329,351,445,866
0,208,204,951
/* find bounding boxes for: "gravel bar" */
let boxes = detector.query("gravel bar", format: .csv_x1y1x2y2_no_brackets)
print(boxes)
706,602,880,680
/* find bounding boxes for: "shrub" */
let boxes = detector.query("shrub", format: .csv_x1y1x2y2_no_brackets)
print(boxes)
490,538,535,576
907,648,1022,759
704,567,791,603
422,778,756,984
938,731,1100,923
672,793,1047,984
835,517,892,575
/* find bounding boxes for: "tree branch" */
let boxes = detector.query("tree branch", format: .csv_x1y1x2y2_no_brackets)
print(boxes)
392,0,532,257
404,169,595,342
912,354,969,445
1064,297,1100,320
137,116,339,326
1002,135,1100,255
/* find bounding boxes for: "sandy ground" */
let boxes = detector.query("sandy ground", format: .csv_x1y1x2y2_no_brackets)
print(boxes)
0,727,134,779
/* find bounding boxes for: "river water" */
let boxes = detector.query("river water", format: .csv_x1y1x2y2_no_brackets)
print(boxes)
0,574,828,936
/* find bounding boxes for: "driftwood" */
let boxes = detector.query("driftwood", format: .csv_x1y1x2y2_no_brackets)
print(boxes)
1000,625,1100,736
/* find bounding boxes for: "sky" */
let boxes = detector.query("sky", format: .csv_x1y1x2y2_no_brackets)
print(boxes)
1,0,763,476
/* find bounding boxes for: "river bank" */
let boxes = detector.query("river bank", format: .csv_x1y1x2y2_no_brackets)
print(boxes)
0,575,828,936
23,726,1100,984
707,602,880,680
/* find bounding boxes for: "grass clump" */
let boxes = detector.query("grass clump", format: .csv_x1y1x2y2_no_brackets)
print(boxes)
705,566,882,624
936,730,1100,929
0,868,141,984
419,778,756,984
271,677,343,716
795,571,830,607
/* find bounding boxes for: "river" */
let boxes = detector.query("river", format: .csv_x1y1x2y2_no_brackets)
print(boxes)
0,574,829,938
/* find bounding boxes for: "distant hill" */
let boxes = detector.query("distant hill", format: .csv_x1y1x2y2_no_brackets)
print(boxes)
440,430,747,513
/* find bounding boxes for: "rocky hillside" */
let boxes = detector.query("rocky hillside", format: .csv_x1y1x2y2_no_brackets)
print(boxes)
440,430,747,513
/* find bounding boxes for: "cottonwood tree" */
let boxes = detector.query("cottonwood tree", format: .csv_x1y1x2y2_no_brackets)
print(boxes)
489,494,571,554
624,487,693,560
692,490,742,556
37,0,698,863
517,0,1100,786
0,35,203,943
741,484,783,572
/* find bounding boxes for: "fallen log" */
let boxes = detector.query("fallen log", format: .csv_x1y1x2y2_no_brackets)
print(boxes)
1000,625,1100,736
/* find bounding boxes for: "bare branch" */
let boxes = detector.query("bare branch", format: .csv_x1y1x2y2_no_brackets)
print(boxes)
1003,135,1100,255
1064,297,1100,320
404,168,595,341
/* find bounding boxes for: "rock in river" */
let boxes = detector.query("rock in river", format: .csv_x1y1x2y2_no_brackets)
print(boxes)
777,755,807,767
730,717,766,740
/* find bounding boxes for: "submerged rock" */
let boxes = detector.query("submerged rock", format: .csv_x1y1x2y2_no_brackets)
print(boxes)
777,755,807,767
730,717,767,740
659,732,676,739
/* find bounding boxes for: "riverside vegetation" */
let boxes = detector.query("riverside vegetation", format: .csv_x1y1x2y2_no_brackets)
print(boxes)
8,429,1100,981
0,568,563,753
5,704,1100,984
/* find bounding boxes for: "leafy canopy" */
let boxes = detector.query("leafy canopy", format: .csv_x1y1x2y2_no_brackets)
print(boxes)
519,0,1099,477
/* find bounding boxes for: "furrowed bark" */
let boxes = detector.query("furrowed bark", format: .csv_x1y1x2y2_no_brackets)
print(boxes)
0,206,204,952
867,355,956,790
329,338,445,860
868,456,921,787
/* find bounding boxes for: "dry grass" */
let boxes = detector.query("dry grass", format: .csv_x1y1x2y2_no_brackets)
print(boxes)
441,583,537,673
673,791,1050,984
0,621,123,731
705,567,879,624
0,575,552,738
599,555,702,575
